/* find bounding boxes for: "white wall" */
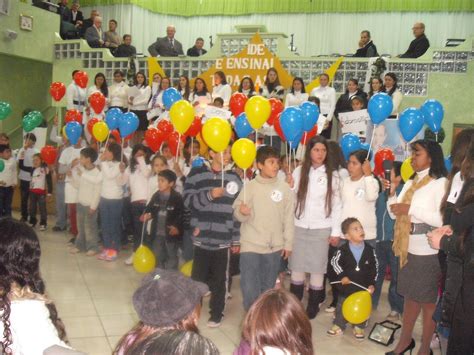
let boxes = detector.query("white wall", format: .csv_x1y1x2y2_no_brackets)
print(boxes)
82,5,474,57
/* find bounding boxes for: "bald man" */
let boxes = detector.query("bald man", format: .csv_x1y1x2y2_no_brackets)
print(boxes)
148,25,184,57
399,22,430,58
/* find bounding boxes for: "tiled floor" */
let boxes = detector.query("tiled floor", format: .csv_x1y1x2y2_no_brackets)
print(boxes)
37,224,442,355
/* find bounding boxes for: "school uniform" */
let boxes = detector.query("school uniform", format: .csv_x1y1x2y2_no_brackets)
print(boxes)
212,84,232,107
66,81,87,113
109,81,129,111
17,147,39,221
310,85,336,138
129,85,152,131
284,91,308,107
0,157,18,217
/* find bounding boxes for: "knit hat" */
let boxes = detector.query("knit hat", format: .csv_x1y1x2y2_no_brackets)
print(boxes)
158,169,177,183
132,268,208,327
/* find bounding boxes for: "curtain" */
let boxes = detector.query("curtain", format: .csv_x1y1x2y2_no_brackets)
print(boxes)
81,5,474,57
80,0,474,16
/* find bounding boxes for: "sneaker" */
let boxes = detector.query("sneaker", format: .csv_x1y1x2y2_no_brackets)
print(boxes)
69,247,81,254
325,305,336,313
39,225,46,231
104,249,118,262
386,311,401,321
68,237,76,245
125,253,134,265
204,291,211,297
97,249,109,260
327,325,343,337
86,250,97,257
353,326,365,339
226,292,232,299
207,318,222,328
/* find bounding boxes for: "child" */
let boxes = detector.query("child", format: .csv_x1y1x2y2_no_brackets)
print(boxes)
147,154,169,201
0,133,10,145
17,133,38,222
351,95,365,111
327,217,377,339
212,97,224,108
19,153,52,230
143,169,184,270
233,146,294,310
183,145,242,327
69,147,102,256
0,145,17,217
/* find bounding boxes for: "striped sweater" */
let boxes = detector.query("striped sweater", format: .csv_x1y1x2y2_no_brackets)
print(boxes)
183,165,242,250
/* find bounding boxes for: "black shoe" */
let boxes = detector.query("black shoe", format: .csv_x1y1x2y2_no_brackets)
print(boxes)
68,237,76,245
290,283,304,301
306,289,324,319
52,226,66,232
385,339,416,355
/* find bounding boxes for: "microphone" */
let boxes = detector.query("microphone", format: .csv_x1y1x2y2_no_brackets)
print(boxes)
382,160,393,194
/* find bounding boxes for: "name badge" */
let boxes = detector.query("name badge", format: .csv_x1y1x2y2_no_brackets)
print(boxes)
226,181,239,195
271,189,283,203
355,187,365,200
317,176,327,185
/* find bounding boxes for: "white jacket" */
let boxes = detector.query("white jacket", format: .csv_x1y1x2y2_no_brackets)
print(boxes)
0,157,18,187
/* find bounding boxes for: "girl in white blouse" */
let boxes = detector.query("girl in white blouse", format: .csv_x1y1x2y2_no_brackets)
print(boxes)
368,77,383,99
148,77,171,122
189,77,212,117
309,73,336,138
108,70,129,111
86,72,108,142
177,75,191,101
237,77,257,98
212,71,232,107
384,73,403,116
151,73,162,97
285,77,308,107
129,71,151,143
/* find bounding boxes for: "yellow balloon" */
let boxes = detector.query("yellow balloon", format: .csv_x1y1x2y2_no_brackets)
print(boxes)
196,133,209,157
231,138,257,169
170,100,195,134
61,126,67,139
180,260,193,277
342,290,372,324
92,121,109,142
244,96,271,130
401,157,414,182
133,245,156,273
202,118,232,153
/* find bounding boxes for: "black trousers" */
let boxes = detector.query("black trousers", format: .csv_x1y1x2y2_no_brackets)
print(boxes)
29,192,47,226
0,186,14,217
20,180,30,220
192,246,230,322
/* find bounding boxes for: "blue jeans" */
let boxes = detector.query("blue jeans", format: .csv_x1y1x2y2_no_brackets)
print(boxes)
240,251,282,311
373,240,404,314
75,204,99,252
182,229,194,261
99,198,123,251
54,180,67,229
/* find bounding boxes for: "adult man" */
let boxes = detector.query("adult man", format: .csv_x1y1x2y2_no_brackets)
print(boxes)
57,0,71,22
353,30,378,58
115,34,137,58
66,70,87,113
187,37,207,57
148,25,184,57
80,9,99,37
70,2,83,27
105,19,121,50
85,16,109,48
399,22,430,58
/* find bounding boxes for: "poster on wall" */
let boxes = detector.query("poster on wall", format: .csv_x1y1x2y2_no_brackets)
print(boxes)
339,109,370,140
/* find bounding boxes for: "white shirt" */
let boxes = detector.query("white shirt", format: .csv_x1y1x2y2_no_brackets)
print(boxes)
292,165,342,236
388,89,403,115
341,175,380,240
109,81,129,108
87,86,108,118
310,86,336,121
17,147,39,182
124,157,152,202
447,171,463,204
284,91,308,107
189,92,212,117
0,157,18,187
58,146,83,203
100,161,124,199
72,166,102,210
129,85,151,111
387,168,447,255
147,174,159,202
212,84,232,106
66,81,87,111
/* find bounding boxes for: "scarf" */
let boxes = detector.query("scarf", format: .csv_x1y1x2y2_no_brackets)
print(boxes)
393,174,433,268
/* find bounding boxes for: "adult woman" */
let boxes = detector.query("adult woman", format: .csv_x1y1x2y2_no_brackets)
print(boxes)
368,77,384,98
189,77,212,117
237,77,256,97
108,70,129,112
212,71,232,107
335,78,367,116
384,72,403,116
310,73,336,139
129,71,151,142
148,77,171,122
177,75,191,101
285,77,308,107
151,72,162,97
0,218,69,353
385,139,447,355
85,72,108,141
289,136,342,319
260,67,285,100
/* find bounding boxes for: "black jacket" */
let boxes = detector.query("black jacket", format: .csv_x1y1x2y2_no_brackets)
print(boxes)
354,41,378,58
335,89,368,117
330,241,378,296
187,46,207,57
115,44,137,58
145,189,185,241
400,34,430,58
80,18,93,38
70,10,84,26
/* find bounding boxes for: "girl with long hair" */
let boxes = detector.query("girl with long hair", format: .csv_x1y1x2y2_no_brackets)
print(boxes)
285,77,308,107
310,73,337,139
129,71,151,142
212,71,232,107
237,77,256,97
368,77,384,98
177,75,191,101
261,67,285,100
383,72,403,116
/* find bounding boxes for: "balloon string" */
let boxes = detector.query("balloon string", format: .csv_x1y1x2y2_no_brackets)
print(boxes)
435,133,438,142
270,134,273,147
255,129,258,145
104,131,111,150
176,132,180,163
57,107,61,147
292,148,297,172
366,124,376,159
191,136,194,162
140,219,147,245
330,280,369,292
221,151,224,188
121,139,124,163
243,169,246,204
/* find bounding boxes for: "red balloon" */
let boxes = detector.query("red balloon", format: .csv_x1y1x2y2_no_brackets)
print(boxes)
40,145,58,165
49,82,66,102
185,117,202,137
374,148,395,176
87,118,100,135
73,71,88,89
168,131,181,156
89,92,106,114
145,127,163,153
229,93,248,117
300,125,318,145
157,119,174,137
65,109,83,124
274,113,286,141
267,98,284,126
110,129,121,143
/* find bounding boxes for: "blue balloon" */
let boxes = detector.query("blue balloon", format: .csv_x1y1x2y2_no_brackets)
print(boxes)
340,133,362,160
280,107,304,147
162,88,182,110
105,108,123,130
119,112,139,137
368,93,393,124
234,112,253,138
65,121,82,145
421,99,444,133
399,108,424,142
289,130,303,148
444,156,452,173
300,101,320,132
192,156,205,168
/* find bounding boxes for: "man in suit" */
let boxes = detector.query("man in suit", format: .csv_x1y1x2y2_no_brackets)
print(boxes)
115,34,137,58
148,25,184,57
70,2,83,28
399,22,430,58
354,30,378,57
81,9,99,38
187,37,207,57
85,16,110,48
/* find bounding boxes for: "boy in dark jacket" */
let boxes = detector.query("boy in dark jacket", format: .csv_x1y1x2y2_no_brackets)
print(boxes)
328,217,377,339
143,169,184,270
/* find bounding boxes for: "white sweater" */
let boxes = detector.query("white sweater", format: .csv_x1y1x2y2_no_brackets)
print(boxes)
341,175,380,240
129,85,151,111
212,84,232,106
72,166,102,210
66,81,87,111
124,158,152,202
310,86,336,121
387,168,447,255
58,146,83,203
100,161,124,199
0,157,18,187
17,147,39,182
109,81,129,108
292,165,342,236
284,91,308,107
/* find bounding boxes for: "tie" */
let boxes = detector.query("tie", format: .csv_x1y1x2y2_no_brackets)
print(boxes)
170,39,174,49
